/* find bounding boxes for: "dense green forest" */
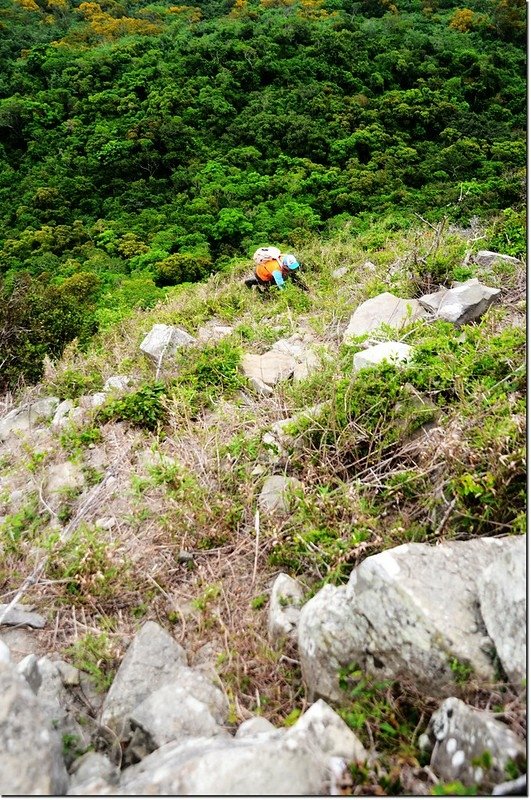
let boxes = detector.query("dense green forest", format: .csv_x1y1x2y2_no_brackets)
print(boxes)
0,0,526,389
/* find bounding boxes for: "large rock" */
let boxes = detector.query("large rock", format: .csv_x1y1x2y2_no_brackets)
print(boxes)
478,535,526,689
298,537,521,701
353,341,413,371
69,752,119,791
271,335,324,383
473,251,521,269
118,700,366,795
103,375,131,393
0,603,46,629
128,686,225,757
241,351,296,392
343,293,426,343
140,324,196,365
0,660,68,795
258,475,303,515
197,323,234,343
35,657,93,764
422,697,525,791
419,278,500,325
51,399,75,430
100,621,187,738
268,573,305,645
0,397,60,441
45,461,85,496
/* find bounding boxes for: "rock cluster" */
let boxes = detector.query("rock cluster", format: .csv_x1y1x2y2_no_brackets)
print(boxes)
0,621,368,796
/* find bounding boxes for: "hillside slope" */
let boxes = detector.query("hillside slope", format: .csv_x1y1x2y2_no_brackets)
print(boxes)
0,220,526,793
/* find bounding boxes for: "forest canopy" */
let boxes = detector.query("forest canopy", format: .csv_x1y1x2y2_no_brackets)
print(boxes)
0,0,526,388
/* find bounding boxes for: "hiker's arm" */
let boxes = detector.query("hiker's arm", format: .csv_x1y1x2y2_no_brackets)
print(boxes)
272,270,285,287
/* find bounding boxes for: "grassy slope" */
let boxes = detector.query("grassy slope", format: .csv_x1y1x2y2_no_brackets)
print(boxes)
0,218,526,788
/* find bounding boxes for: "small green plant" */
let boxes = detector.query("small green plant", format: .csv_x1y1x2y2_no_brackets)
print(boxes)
338,665,427,759
62,733,87,762
485,208,526,258
43,525,127,604
60,426,102,457
0,495,46,555
50,370,104,400
25,449,47,473
448,657,474,684
431,781,478,796
282,708,302,726
169,340,247,416
192,582,221,612
67,632,118,692
471,751,492,770
250,594,267,610
98,382,167,431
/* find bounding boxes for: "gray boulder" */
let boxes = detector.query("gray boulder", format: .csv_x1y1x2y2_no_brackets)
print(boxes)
423,697,525,791
343,292,426,343
197,323,234,343
100,621,187,738
128,685,226,756
473,251,521,269
235,716,277,738
271,335,324,383
242,351,296,393
258,475,303,515
0,603,46,628
353,341,413,371
419,278,500,325
478,535,526,689
268,573,305,645
140,324,196,365
52,399,75,430
17,653,42,693
298,537,519,701
118,700,366,795
103,375,131,393
0,397,60,441
35,657,93,764
45,461,85,496
0,660,68,795
69,752,119,790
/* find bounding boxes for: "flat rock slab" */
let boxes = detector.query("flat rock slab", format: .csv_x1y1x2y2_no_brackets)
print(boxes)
419,278,500,325
298,537,521,701
343,292,426,343
473,250,521,269
242,351,296,388
0,603,46,629
353,341,413,370
259,475,303,515
140,324,196,364
100,621,187,738
424,697,525,791
196,324,234,343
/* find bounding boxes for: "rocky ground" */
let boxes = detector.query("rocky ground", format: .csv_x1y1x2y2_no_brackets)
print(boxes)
0,233,526,795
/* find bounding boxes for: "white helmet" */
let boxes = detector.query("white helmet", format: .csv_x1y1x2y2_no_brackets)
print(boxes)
253,246,281,265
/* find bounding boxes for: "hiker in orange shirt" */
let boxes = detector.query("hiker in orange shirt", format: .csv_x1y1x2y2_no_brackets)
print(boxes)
244,247,307,290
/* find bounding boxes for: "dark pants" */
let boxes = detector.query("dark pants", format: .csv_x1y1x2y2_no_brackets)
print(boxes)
244,272,308,291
